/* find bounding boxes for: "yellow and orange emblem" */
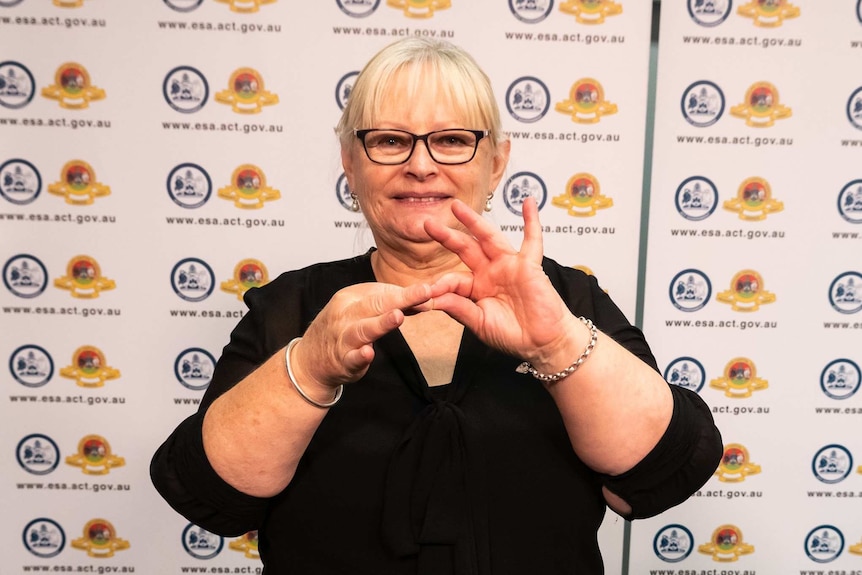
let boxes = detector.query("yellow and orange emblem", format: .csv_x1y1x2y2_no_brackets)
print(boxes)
54,255,116,299
552,173,613,217
710,357,768,398
229,531,260,559
215,68,279,114
53,0,87,6
60,346,121,388
698,525,755,562
714,443,761,482
737,0,799,28
214,0,276,12
48,160,111,205
723,177,783,221
716,269,776,312
218,164,280,209
65,435,125,475
387,0,451,18
851,537,862,556
71,519,130,558
41,62,105,109
555,78,617,124
730,82,791,128
559,0,622,24
221,259,269,300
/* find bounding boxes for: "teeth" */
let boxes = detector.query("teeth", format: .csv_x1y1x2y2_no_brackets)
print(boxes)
403,196,441,202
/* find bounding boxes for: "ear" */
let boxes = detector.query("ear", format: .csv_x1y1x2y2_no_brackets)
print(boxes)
488,138,511,192
341,144,357,193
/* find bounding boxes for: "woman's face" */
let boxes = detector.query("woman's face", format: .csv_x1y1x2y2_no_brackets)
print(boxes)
341,68,509,256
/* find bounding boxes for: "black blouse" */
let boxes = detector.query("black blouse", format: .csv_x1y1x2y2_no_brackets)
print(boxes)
151,251,722,575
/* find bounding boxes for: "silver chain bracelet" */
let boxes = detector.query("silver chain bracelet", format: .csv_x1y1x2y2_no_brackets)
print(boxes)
515,316,598,383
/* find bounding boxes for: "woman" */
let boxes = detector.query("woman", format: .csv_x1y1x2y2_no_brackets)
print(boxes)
151,38,721,574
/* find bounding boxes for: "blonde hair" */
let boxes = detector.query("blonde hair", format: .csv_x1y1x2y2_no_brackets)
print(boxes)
335,38,505,150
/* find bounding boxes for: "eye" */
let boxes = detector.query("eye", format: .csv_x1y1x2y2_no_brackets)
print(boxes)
368,131,411,149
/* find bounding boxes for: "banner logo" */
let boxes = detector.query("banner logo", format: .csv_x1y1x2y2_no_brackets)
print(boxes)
335,71,359,111
852,536,862,556
3,254,48,299
42,63,105,109
23,518,66,558
215,68,279,114
48,160,111,205
675,175,718,221
723,176,783,220
687,0,732,27
805,525,844,563
710,357,768,398
71,519,130,558
66,435,125,475
737,0,800,28
730,82,792,127
509,0,554,24
164,66,209,114
0,0,25,6
229,531,260,559
168,163,212,209
838,179,862,224
175,348,216,391
829,271,862,314
0,159,42,205
664,356,706,393
336,172,355,211
218,164,280,209
559,0,622,24
820,359,861,401
697,525,755,562
716,269,776,312
669,269,712,312
183,523,224,560
653,524,694,563
17,434,61,475
10,344,54,388
503,171,548,216
336,0,381,18
681,80,724,127
163,0,204,12
221,259,269,300
555,78,617,124
812,444,853,484
848,87,862,131
0,61,35,109
506,77,550,123
54,255,116,299
171,257,215,302
858,0,862,24
552,172,612,217
60,345,121,388
715,443,761,482
387,0,451,19
214,0,276,12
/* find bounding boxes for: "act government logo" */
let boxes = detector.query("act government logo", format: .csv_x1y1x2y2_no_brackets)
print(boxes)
669,268,711,312
838,179,862,224
215,68,278,114
730,82,791,128
697,524,755,562
218,164,280,209
175,347,216,391
664,356,706,393
737,0,799,28
509,0,554,24
23,518,66,558
812,444,853,484
555,78,617,124
559,0,622,25
820,359,861,401
858,0,862,25
336,71,359,111
0,0,25,6
829,271,862,314
42,63,105,110
805,525,844,563
221,258,269,300
168,163,212,209
17,433,61,476
653,524,694,563
10,344,54,388
213,0,276,13
163,0,205,12
715,443,761,482
848,87,862,131
60,345,121,388
54,255,116,299
164,66,209,114
0,61,36,109
387,0,450,19
183,523,224,560
724,177,783,221
66,434,125,475
716,269,776,312
506,77,550,124
48,160,111,205
503,171,548,216
336,0,381,18
675,175,718,221
0,159,42,205
681,80,724,127
710,356,768,398
552,172,612,217
3,254,48,299
336,172,357,212
71,519,129,558
229,531,259,559
171,257,215,302
687,0,732,27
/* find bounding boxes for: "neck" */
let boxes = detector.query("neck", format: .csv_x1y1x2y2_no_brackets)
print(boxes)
370,244,466,286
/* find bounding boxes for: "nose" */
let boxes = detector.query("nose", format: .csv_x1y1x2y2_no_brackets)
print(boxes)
404,137,438,178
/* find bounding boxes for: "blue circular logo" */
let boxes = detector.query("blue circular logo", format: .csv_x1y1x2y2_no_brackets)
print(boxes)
171,258,215,302
838,179,862,224
653,524,694,563
681,80,725,127
336,172,355,211
675,176,718,221
336,0,381,18
503,171,548,216
506,77,551,124
174,348,216,391
3,254,48,299
10,344,54,388
0,61,36,109
848,86,862,131
164,66,209,114
163,0,203,11
0,159,42,206
812,444,853,484
687,0,732,27
664,356,706,393
820,359,861,400
805,525,844,563
167,163,212,209
669,269,712,312
828,271,862,314
23,518,66,558
509,0,554,23
16,434,60,475
335,71,359,111
182,523,224,559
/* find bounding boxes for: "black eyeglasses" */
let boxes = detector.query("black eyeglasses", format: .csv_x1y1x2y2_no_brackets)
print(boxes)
354,128,489,165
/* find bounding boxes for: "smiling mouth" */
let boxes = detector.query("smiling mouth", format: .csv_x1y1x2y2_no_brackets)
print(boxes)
395,194,450,203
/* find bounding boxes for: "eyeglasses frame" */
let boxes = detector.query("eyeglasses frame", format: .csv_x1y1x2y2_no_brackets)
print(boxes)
353,128,489,166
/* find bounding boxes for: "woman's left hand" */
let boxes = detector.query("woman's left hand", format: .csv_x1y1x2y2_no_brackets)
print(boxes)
424,196,580,367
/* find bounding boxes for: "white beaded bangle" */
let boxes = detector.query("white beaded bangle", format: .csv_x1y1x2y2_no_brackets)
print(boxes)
515,316,598,383
284,337,343,408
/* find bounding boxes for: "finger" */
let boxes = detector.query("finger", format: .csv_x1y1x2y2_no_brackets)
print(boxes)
424,217,490,271
429,271,476,299
363,283,432,316
519,196,544,262
349,308,405,348
450,199,517,260
428,292,484,333
342,344,375,375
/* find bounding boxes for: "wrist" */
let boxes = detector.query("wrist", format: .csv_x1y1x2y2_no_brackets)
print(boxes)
285,338,343,408
516,316,597,383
